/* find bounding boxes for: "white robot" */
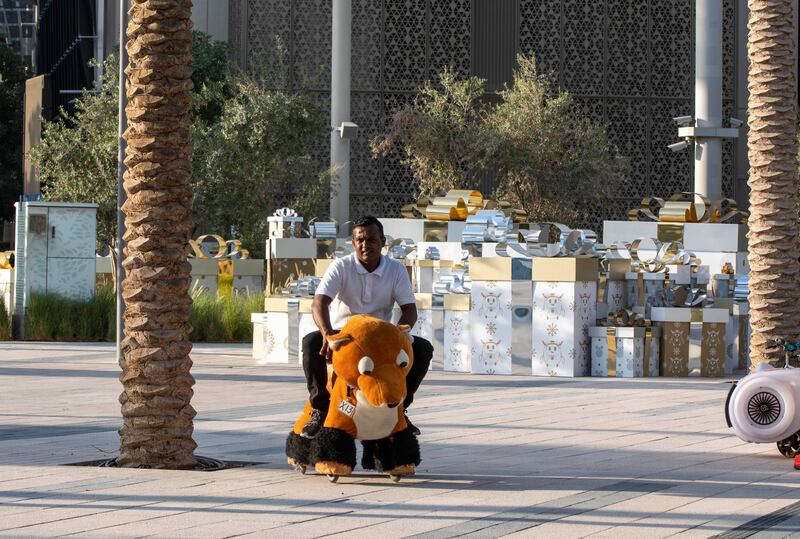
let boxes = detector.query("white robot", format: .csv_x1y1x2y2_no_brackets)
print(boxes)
725,339,800,457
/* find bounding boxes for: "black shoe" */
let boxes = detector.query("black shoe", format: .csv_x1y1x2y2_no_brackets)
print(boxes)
300,409,324,439
404,410,421,436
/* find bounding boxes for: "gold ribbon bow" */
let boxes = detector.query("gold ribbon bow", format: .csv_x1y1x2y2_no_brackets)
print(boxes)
0,251,13,270
401,189,527,223
189,234,250,259
628,191,747,224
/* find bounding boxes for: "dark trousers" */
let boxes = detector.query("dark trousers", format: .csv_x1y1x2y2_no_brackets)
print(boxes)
302,330,433,412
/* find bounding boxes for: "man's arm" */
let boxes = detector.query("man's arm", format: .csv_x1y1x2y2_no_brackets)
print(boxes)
398,302,417,328
312,293,337,360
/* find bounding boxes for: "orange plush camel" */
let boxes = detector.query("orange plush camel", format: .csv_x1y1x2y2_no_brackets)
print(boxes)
285,315,421,482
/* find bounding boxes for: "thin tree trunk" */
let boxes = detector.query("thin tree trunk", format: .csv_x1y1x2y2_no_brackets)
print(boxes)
117,0,196,468
746,0,799,368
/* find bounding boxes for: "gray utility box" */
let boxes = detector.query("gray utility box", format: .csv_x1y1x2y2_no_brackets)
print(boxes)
12,201,98,337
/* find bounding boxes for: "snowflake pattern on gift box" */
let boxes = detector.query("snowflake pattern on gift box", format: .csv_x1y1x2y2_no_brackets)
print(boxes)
486,322,497,336
546,323,559,336
264,329,276,355
486,281,497,289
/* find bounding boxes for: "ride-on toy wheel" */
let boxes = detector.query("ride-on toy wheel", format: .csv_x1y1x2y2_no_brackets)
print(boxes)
327,475,339,483
777,432,800,458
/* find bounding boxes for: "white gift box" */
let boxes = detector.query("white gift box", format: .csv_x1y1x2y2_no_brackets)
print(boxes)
597,280,627,320
725,302,750,374
412,260,453,294
691,251,749,275
602,221,746,253
267,238,317,259
470,258,532,375
381,218,466,243
254,298,317,364
416,241,465,261
259,310,291,364
531,258,599,377
267,213,304,239
589,326,660,377
443,294,471,372
625,271,668,315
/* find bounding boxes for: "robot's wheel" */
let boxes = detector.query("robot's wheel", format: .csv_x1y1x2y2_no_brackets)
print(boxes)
777,432,800,458
390,474,401,483
295,465,307,475
327,475,339,483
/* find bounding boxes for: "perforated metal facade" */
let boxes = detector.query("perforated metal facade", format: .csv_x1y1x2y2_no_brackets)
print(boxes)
229,0,739,230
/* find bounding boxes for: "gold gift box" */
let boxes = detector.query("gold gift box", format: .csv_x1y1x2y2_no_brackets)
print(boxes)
264,296,313,313
414,293,433,310
265,258,316,295
443,294,471,311
602,258,631,280
532,257,599,282
651,307,728,377
469,257,532,281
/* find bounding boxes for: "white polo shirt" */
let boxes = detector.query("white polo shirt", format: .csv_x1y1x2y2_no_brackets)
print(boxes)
316,253,416,329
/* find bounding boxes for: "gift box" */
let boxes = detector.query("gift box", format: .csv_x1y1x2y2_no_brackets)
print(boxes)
589,326,660,377
443,294,471,372
381,218,467,243
412,259,454,294
268,208,304,239
725,302,750,373
691,251,749,275
189,259,219,297
254,297,316,363
597,258,630,319
625,271,669,315
267,238,317,259
651,306,728,377
415,241,465,261
531,258,598,377
230,259,265,295
602,221,746,253
265,257,316,295
470,257,532,375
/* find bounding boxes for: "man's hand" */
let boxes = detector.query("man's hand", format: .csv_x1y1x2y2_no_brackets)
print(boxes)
320,329,340,361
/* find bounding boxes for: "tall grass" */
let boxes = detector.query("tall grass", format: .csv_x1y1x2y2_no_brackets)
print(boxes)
190,291,263,342
25,285,116,341
22,286,263,342
0,298,10,340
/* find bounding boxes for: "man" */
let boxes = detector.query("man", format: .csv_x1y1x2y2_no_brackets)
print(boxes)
300,215,433,439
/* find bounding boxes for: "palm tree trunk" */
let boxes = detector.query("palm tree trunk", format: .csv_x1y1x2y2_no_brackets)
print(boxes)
117,0,196,468
746,0,799,368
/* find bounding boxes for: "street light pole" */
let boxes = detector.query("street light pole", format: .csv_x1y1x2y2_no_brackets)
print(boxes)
116,0,128,362
330,0,352,224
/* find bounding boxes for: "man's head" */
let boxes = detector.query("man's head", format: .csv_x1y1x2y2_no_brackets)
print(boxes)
352,216,385,269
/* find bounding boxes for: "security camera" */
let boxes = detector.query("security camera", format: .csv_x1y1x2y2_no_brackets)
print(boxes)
729,117,744,128
672,115,694,127
336,121,359,139
668,140,691,152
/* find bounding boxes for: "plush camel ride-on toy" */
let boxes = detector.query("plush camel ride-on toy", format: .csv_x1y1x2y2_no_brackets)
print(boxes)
285,314,421,482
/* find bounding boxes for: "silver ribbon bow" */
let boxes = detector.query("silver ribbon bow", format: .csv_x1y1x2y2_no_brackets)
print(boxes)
385,237,417,260
281,276,321,297
273,207,299,218
462,210,514,244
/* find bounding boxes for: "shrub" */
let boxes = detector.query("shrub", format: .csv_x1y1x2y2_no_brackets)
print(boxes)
21,287,263,343
0,298,10,340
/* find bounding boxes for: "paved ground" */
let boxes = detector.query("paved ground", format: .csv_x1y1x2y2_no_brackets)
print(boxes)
1,342,799,538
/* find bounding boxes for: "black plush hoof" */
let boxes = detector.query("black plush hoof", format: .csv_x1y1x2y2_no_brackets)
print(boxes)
390,474,401,483
285,431,312,467
311,428,357,469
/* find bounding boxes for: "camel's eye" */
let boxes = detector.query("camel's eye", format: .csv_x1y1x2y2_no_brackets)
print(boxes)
396,349,409,369
358,356,374,375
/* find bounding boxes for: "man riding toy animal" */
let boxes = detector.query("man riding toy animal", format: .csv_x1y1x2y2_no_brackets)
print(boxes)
726,338,800,463
285,314,421,482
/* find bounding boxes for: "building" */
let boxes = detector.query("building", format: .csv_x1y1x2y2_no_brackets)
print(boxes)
228,0,799,230
0,0,35,68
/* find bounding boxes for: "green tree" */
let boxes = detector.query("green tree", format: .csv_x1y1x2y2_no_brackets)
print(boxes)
192,73,333,258
29,53,118,251
29,32,331,258
371,67,486,197
486,55,626,223
373,55,626,225
0,42,26,225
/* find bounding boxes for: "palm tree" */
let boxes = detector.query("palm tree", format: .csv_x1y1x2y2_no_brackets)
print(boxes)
746,0,799,368
116,0,197,468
